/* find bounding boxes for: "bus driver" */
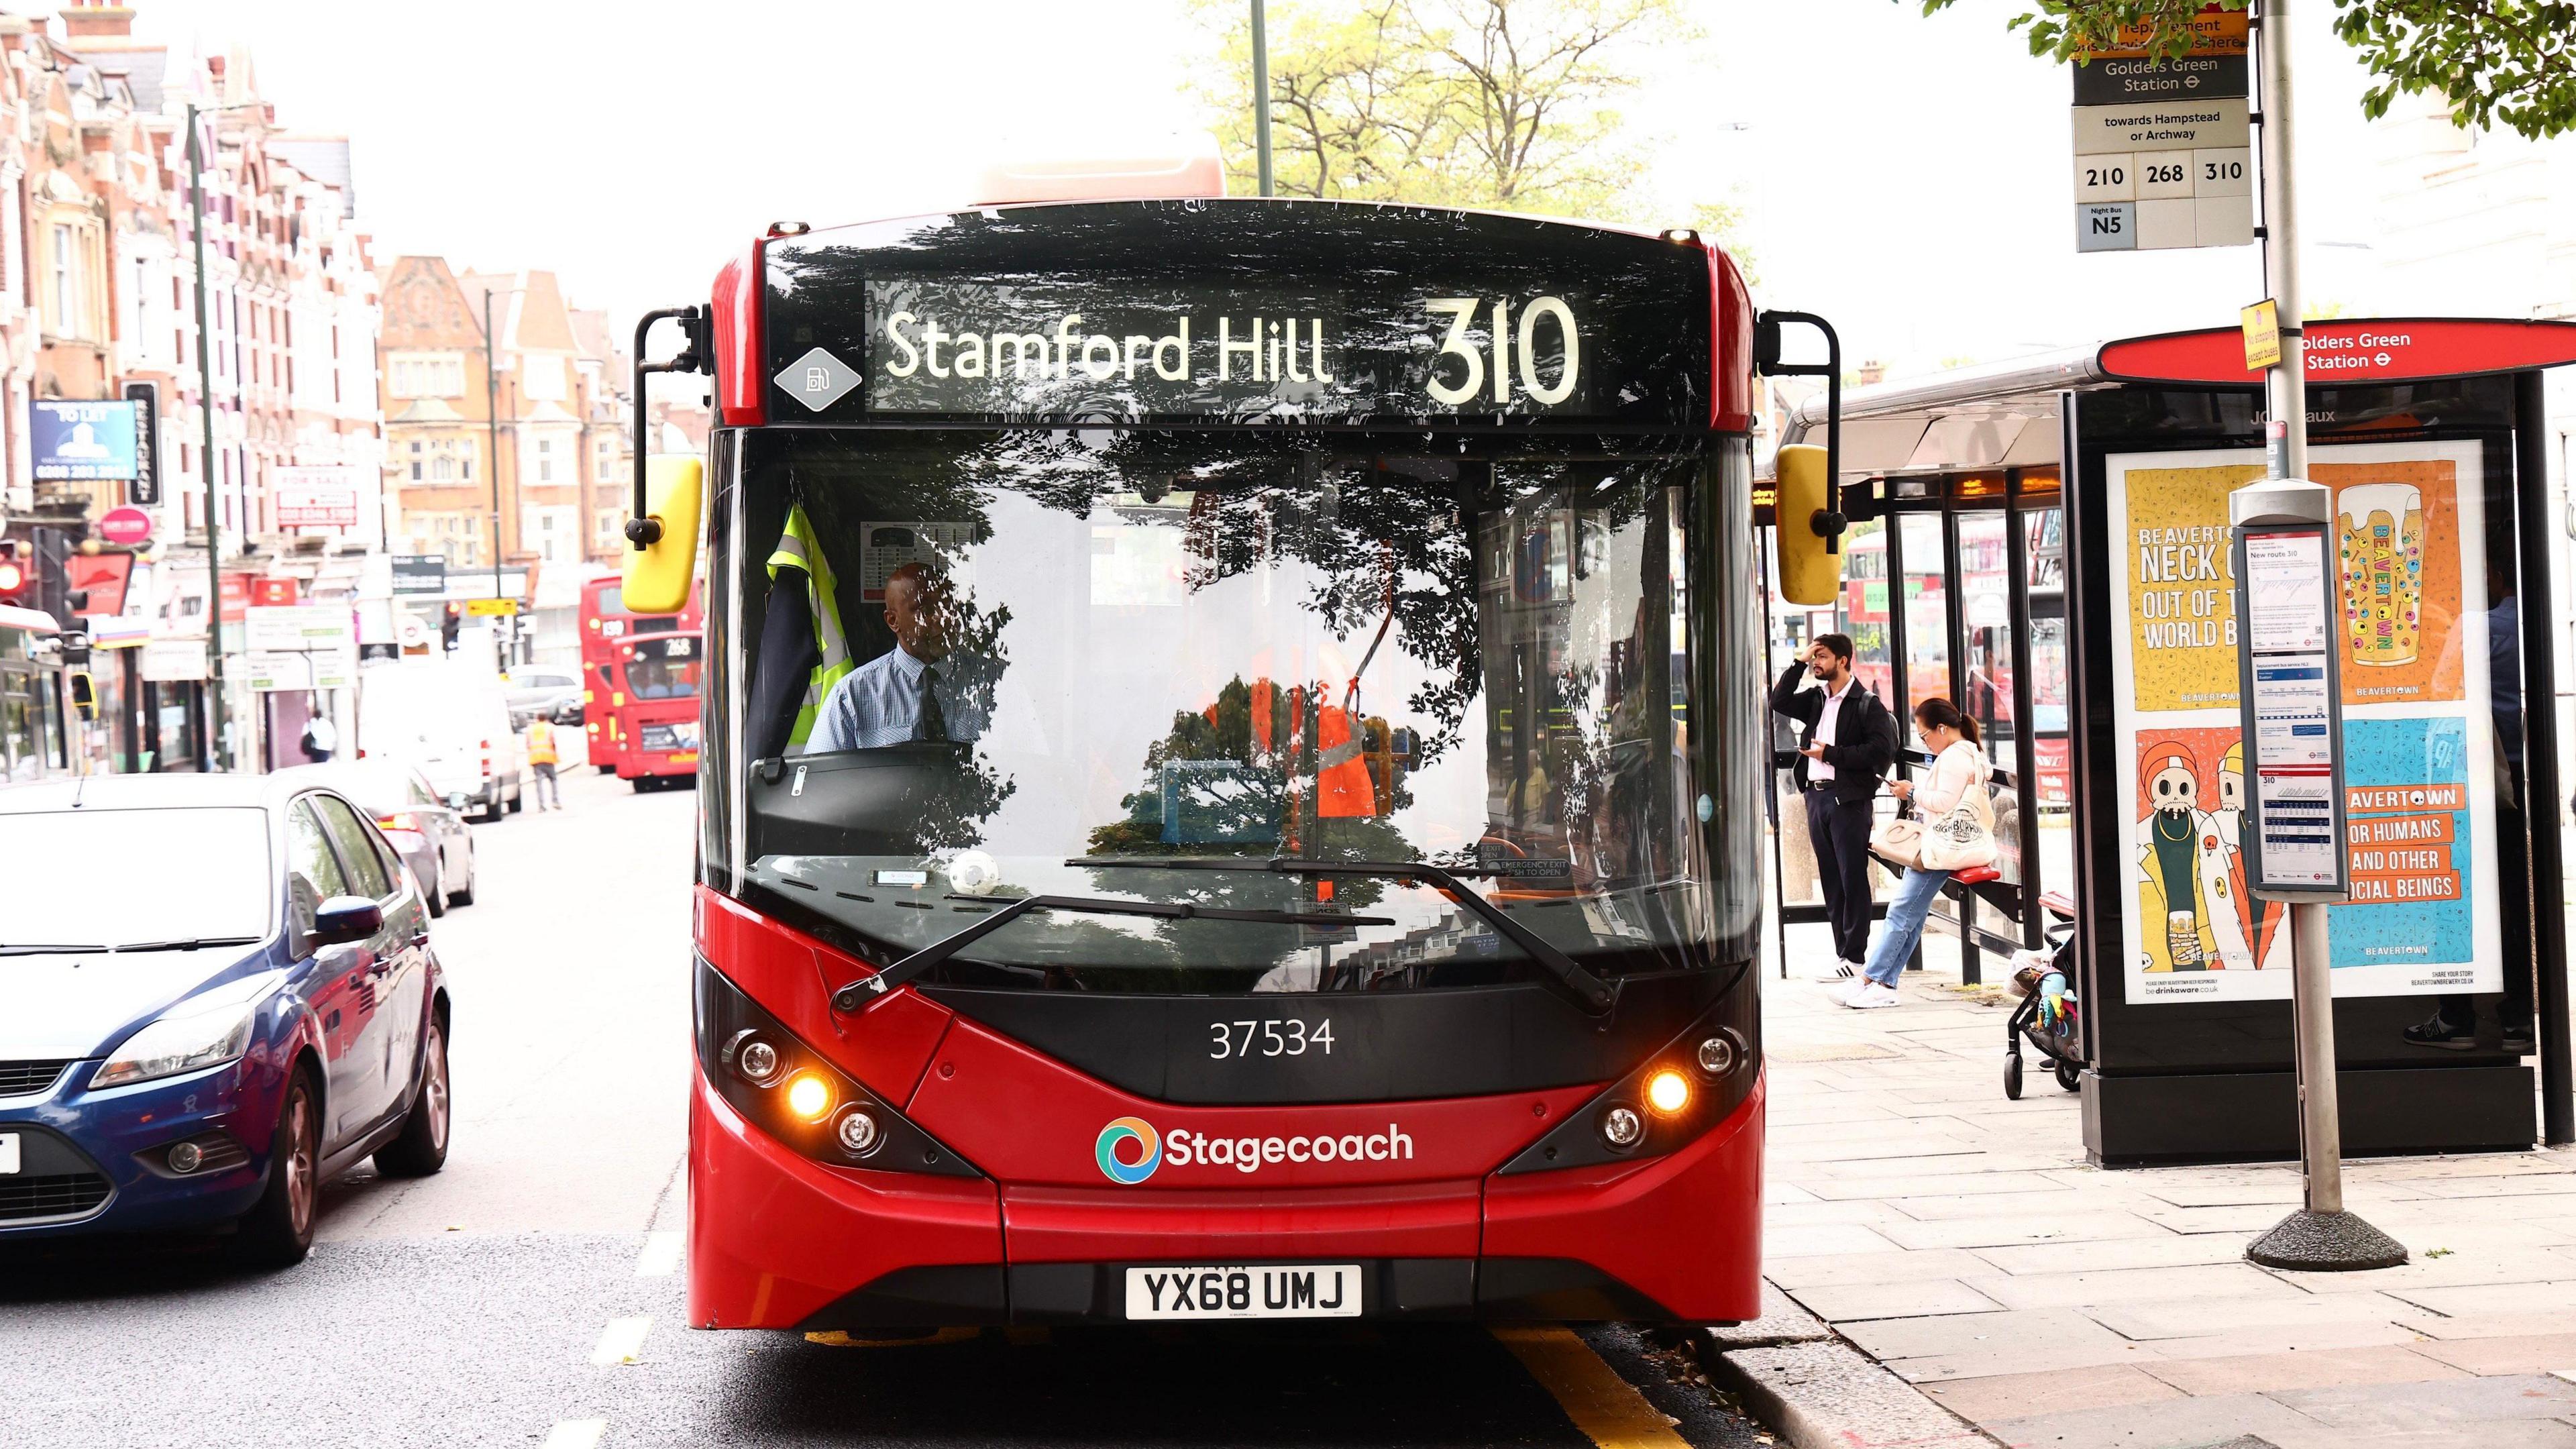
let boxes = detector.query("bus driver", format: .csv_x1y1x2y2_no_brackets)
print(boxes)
809,561,987,752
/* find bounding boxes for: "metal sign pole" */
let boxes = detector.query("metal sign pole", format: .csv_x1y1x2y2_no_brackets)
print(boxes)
2239,0,2402,1271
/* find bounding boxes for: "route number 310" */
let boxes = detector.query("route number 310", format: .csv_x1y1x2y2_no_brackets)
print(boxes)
1210,1018,1336,1059
1426,297,1580,407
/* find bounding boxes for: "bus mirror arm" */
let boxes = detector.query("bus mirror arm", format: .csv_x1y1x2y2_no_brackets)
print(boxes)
830,895,1397,1012
628,306,710,549
1754,309,1845,553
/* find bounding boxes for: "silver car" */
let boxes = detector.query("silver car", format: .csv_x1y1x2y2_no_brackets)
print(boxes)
274,761,477,914
504,668,582,730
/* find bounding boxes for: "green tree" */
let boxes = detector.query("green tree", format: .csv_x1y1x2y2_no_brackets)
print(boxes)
1194,0,1718,227
1904,1,2576,140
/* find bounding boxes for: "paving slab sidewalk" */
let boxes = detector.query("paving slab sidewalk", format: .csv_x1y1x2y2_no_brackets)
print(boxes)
1756,928,2576,1449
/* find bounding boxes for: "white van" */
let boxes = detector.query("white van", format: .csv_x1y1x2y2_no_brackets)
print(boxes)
358,660,527,821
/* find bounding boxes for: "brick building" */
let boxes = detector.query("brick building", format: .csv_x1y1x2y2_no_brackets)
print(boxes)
380,259,632,661
0,1,381,775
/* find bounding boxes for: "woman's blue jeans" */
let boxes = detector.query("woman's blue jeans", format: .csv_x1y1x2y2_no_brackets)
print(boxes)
1864,865,1954,987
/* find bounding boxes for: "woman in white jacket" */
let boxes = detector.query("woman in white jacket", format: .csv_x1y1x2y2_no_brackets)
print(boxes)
1840,697,1990,1009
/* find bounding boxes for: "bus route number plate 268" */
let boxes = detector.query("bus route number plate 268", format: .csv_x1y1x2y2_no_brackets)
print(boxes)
1125,1264,1362,1320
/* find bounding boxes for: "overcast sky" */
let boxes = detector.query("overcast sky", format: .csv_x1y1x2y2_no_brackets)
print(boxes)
129,0,2414,375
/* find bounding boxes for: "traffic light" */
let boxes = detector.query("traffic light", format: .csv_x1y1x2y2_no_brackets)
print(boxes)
441,602,462,652
0,541,26,603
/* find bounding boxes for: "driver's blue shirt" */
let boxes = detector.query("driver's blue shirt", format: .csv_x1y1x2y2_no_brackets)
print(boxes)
806,643,987,753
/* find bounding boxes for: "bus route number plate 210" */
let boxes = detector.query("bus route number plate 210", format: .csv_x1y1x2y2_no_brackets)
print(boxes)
1125,1264,1362,1320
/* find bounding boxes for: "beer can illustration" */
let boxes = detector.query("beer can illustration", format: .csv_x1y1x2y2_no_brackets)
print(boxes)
2337,483,2422,667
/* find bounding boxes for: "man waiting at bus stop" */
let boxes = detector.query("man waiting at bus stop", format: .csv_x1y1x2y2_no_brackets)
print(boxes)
810,561,987,752
1771,634,1896,983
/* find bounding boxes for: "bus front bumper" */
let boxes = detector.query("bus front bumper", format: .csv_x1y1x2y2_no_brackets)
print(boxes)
688,1066,1763,1330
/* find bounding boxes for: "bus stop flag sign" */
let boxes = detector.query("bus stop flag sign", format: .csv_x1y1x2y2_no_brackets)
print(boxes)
2072,7,2253,252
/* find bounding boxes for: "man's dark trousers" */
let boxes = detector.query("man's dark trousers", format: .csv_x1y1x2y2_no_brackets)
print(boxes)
1806,789,1875,963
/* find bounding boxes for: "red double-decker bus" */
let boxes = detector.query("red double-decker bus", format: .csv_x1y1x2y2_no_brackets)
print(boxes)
578,574,700,771
602,631,701,789
634,199,1823,1332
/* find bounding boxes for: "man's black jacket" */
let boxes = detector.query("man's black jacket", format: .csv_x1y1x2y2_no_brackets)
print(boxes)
1769,661,1897,803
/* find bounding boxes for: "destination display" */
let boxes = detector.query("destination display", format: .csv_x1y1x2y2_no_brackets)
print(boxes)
846,278,1589,421
762,204,1713,426
2104,439,2502,1003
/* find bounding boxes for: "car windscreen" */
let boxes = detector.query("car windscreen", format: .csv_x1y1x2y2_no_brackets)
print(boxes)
704,429,1764,995
1,807,273,949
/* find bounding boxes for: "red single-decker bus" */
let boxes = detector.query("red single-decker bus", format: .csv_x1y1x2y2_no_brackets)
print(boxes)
643,199,1816,1331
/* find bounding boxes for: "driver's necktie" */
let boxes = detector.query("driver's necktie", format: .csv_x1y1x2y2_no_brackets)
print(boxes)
918,667,949,743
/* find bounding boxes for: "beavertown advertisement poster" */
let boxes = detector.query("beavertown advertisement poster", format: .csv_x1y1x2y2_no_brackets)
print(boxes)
2104,439,2501,1004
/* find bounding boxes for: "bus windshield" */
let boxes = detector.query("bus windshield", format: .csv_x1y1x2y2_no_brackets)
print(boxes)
622,638,702,699
708,428,1762,994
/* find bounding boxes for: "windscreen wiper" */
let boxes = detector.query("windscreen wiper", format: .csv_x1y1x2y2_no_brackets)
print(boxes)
1069,857,1617,1016
830,896,1394,1011
111,936,263,954
0,943,109,957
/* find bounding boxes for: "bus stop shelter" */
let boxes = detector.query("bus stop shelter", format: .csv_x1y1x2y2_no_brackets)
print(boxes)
1772,317,2576,1165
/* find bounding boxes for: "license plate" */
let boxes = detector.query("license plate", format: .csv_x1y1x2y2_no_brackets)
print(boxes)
0,1134,17,1175
1124,1264,1362,1320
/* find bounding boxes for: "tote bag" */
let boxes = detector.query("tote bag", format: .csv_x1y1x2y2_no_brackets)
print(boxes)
1868,812,1925,871
1917,755,1998,872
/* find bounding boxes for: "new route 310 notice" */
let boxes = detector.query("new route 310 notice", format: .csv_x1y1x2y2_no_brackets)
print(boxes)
2105,440,2502,1004
2239,529,2343,892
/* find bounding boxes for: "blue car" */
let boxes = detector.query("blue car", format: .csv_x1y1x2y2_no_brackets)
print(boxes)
0,773,451,1265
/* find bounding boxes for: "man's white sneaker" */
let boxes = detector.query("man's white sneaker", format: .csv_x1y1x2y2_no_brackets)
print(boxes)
1805,959,1858,983
1825,977,1871,1006
1846,981,1902,1009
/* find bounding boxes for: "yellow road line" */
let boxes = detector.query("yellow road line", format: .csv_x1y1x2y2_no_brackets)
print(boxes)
1491,1325,1692,1449
803,1326,981,1348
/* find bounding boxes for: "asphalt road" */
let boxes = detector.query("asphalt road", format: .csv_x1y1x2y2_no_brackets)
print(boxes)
1,764,1762,1449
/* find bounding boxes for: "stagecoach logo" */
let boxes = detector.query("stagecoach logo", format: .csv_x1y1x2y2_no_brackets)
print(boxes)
1094,1116,1418,1184
1095,1117,1163,1185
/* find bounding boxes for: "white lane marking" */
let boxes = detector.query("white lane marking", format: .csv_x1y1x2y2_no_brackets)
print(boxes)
635,1231,683,1277
541,1421,606,1449
591,1316,653,1366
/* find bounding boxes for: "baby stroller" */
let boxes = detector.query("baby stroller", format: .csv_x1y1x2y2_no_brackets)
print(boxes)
2003,924,2084,1099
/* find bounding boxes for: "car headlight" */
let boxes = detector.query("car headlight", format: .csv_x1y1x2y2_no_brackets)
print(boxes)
92,973,280,1089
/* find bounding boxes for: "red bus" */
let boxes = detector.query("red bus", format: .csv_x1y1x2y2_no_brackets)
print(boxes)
578,574,701,771
641,200,1800,1332
604,631,702,789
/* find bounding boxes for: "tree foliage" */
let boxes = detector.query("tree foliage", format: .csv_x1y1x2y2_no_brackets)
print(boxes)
1195,0,1713,225
1905,1,2576,140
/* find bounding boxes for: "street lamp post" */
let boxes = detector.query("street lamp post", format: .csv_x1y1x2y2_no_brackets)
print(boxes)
480,284,525,670
1250,0,1273,197
2241,0,2406,1275
187,99,262,773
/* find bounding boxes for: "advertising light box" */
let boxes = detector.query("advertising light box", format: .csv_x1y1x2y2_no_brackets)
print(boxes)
2104,439,2502,1004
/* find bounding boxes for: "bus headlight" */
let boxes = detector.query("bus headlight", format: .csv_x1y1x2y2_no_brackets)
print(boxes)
1645,1069,1691,1116
835,1108,881,1158
729,1032,782,1086
695,958,981,1179
1696,1034,1738,1079
1599,1105,1644,1150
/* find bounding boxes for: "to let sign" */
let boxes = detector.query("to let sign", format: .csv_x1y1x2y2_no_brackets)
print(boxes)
32,400,140,481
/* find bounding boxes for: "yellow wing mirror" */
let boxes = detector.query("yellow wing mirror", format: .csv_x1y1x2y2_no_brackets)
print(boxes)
1774,443,1845,606
623,456,702,614
1756,309,1850,608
